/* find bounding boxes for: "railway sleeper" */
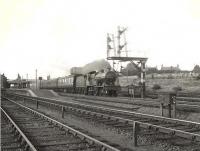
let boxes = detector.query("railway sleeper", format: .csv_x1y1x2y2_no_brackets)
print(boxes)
83,116,94,120
15,120,49,125
175,126,196,131
1,139,19,145
28,134,77,142
35,139,88,147
158,128,200,142
20,125,54,130
133,119,152,123
1,145,22,150
119,125,133,131
95,119,111,122
25,130,66,137
114,123,128,127
139,130,161,136
14,118,44,123
38,145,88,151
22,128,63,134
186,128,200,133
103,121,119,125
67,145,99,151
1,135,17,141
12,117,40,121
81,114,95,118
158,123,184,128
147,120,166,125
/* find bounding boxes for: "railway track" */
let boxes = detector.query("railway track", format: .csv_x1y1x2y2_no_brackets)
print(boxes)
1,108,34,151
3,92,200,149
1,97,124,151
58,92,200,112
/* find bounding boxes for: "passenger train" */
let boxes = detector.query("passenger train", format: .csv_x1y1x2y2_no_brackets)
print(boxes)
40,59,144,97
40,60,120,96
40,70,120,96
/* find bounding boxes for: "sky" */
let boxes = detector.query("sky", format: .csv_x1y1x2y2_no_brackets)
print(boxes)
0,0,200,79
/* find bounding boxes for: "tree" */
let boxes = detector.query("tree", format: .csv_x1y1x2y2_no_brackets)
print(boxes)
193,65,200,73
1,74,9,88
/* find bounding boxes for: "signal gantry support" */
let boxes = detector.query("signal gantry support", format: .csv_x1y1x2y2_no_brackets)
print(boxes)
107,56,147,98
107,27,148,98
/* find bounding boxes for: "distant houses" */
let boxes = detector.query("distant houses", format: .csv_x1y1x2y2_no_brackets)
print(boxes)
146,66,158,74
160,64,181,73
120,62,200,80
121,63,183,76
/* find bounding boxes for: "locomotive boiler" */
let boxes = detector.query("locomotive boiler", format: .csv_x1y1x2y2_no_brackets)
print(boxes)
85,69,120,96
94,70,119,96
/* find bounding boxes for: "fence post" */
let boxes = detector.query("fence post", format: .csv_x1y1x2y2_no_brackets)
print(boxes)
168,103,171,118
172,97,176,118
61,106,65,118
133,121,139,147
160,103,164,116
169,93,176,118
36,100,39,109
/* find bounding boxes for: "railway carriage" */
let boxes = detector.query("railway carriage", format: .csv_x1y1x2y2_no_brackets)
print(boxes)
74,75,86,94
40,70,120,96
40,59,125,96
57,76,74,93
40,79,58,89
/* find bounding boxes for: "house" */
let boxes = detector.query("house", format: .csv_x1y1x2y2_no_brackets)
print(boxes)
160,64,181,73
146,66,158,74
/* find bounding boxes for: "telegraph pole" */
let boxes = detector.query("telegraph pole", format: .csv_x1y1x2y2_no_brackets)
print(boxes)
26,73,29,88
35,69,37,90
117,26,121,57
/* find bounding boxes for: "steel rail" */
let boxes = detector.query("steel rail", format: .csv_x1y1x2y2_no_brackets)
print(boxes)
1,107,38,151
6,91,200,112
176,96,200,102
4,93,200,142
7,92,200,127
3,97,121,151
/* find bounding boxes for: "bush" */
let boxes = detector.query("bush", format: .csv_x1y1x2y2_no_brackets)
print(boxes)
152,84,161,90
196,74,200,80
173,86,182,92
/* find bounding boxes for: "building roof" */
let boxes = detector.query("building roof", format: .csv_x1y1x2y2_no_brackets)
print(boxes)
107,56,148,62
146,67,158,71
161,66,180,71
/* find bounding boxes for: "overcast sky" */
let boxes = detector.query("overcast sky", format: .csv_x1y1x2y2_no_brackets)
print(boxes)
0,0,200,79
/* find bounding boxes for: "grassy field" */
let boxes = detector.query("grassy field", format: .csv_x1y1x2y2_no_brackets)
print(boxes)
146,78,200,93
